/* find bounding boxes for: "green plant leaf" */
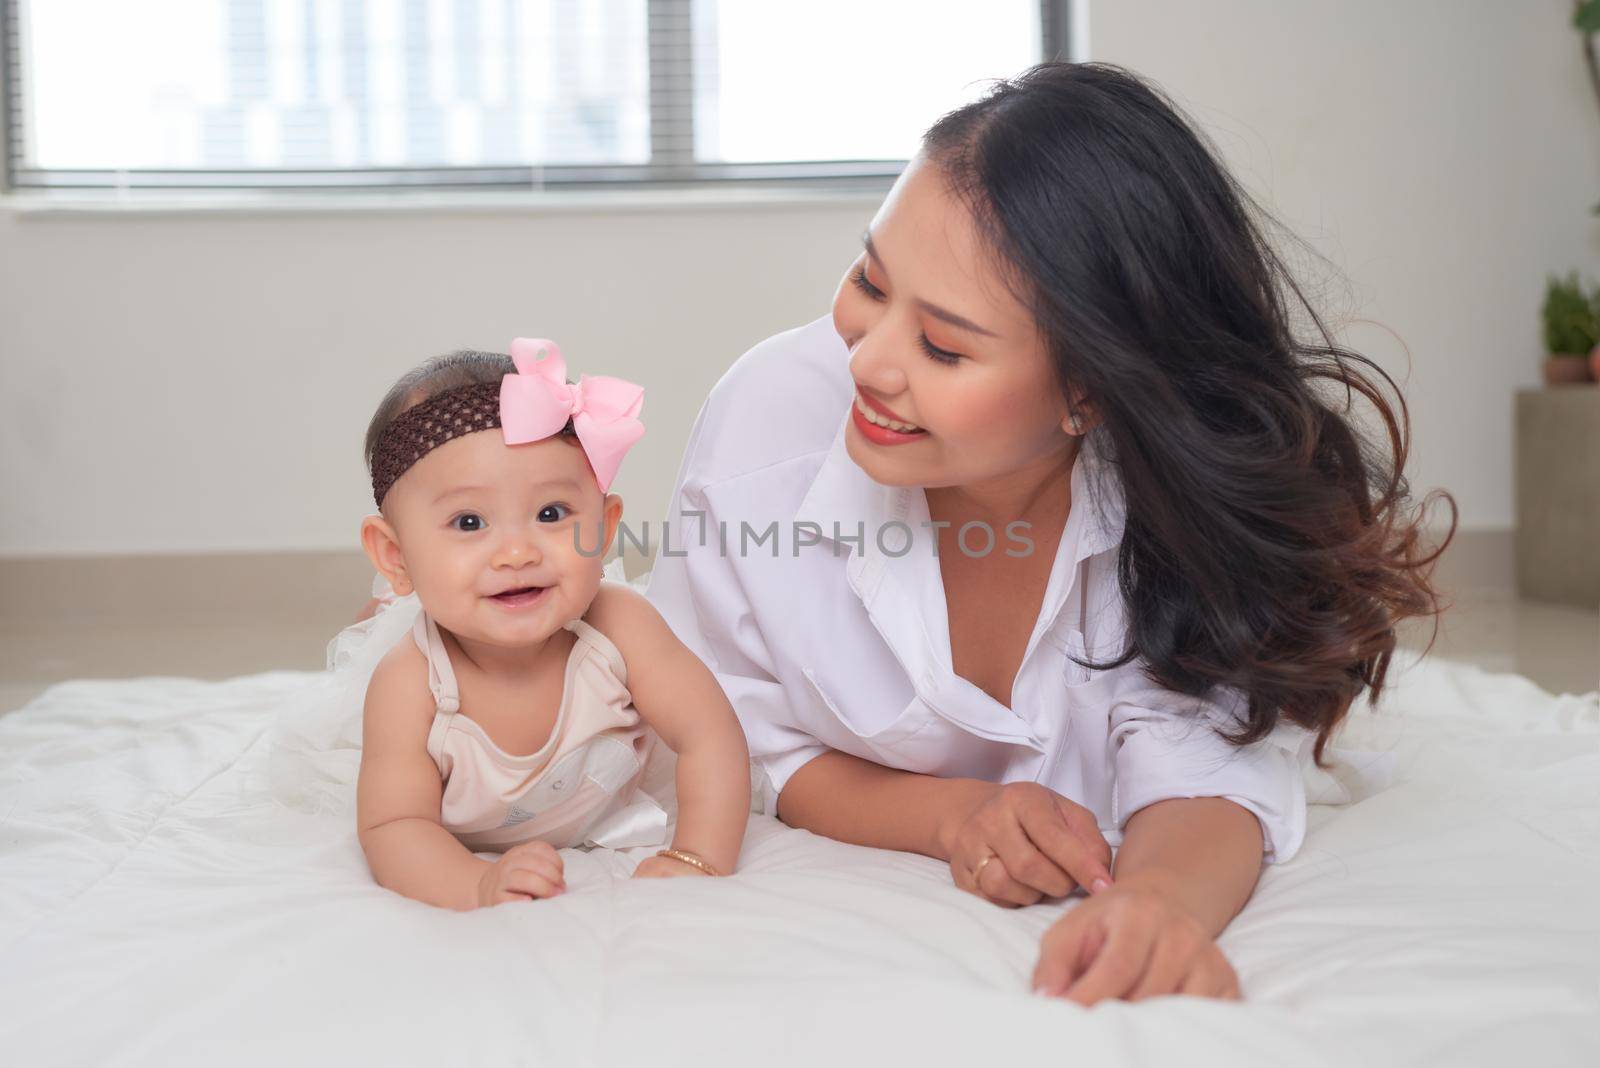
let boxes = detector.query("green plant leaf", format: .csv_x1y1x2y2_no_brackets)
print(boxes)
1542,271,1600,355
1576,0,1600,33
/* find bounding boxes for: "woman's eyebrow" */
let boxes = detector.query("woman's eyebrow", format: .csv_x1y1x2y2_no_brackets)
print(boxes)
862,231,1000,339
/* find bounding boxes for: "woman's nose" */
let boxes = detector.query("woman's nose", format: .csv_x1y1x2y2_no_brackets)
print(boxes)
848,330,911,396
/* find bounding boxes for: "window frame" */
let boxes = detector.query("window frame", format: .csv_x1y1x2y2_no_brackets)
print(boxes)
0,0,1073,196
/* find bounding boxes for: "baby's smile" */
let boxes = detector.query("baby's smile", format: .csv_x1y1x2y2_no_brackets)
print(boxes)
486,585,551,610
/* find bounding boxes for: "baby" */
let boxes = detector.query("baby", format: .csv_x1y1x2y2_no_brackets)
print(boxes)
355,339,750,910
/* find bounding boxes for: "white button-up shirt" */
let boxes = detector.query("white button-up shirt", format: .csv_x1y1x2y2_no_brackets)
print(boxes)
646,316,1312,861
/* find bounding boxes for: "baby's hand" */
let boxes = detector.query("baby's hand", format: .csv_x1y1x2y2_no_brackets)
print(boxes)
477,840,565,907
632,853,712,880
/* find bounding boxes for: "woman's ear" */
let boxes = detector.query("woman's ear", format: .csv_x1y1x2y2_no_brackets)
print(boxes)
1061,391,1098,436
360,513,413,596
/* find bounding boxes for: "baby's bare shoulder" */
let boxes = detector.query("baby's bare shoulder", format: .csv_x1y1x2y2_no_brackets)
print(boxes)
587,579,654,621
363,637,436,742
584,581,674,659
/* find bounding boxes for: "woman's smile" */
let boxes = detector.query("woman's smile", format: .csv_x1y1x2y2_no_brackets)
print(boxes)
851,389,928,446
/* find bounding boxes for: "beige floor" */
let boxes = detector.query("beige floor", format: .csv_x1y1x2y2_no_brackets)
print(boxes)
1,592,1594,717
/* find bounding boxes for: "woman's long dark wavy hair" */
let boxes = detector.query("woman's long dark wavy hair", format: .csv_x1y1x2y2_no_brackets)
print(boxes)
924,63,1454,763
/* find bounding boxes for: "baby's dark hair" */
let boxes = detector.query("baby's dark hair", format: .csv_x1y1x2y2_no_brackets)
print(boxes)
363,349,575,481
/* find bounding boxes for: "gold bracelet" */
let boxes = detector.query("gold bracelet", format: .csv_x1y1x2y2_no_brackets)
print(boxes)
656,848,721,877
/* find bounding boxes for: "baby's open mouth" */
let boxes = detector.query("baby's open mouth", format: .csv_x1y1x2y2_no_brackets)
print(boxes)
489,586,549,607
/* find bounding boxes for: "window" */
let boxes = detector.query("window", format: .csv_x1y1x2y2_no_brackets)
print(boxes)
0,0,1070,192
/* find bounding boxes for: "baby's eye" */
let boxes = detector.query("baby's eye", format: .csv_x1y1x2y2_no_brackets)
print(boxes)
451,514,485,532
536,504,570,523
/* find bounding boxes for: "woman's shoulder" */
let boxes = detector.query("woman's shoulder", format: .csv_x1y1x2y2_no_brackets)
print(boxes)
682,315,854,488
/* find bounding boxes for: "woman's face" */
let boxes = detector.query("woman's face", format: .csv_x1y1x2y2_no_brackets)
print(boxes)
831,153,1077,492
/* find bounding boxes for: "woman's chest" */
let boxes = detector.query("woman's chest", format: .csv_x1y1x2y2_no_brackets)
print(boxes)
937,525,1063,709
794,541,1136,778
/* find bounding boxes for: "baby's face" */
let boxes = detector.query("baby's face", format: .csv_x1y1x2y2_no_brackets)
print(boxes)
381,431,619,647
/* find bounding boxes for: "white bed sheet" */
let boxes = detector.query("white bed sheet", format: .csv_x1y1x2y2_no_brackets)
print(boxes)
0,652,1595,1068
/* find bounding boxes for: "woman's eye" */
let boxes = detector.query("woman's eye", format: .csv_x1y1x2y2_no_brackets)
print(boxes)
850,265,885,301
917,333,962,365
451,514,485,532
537,504,570,523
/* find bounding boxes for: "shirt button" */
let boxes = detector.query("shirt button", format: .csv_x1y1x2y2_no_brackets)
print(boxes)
552,779,565,791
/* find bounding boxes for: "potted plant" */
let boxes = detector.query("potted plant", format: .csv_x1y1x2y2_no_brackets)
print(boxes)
1565,4,1600,381
1541,272,1599,385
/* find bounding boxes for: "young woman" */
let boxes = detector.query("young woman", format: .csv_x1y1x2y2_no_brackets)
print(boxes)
646,62,1449,1005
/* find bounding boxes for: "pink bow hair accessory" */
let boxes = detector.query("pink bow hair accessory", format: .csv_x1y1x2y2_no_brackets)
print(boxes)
498,338,644,493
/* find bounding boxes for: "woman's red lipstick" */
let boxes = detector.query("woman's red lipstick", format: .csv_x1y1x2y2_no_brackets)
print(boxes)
851,390,927,447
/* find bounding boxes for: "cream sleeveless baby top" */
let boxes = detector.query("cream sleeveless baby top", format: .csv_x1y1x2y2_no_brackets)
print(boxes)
413,611,668,853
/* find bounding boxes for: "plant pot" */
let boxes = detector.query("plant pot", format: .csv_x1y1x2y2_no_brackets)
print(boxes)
1543,355,1593,385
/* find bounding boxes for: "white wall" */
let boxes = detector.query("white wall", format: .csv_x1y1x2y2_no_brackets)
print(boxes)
2,0,1596,557
1091,0,1600,533
0,197,873,555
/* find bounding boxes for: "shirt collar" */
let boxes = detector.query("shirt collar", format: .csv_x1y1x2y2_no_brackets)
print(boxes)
1032,431,1124,642
1072,431,1126,560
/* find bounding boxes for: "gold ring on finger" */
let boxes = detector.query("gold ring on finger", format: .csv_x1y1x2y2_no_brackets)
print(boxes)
972,853,997,885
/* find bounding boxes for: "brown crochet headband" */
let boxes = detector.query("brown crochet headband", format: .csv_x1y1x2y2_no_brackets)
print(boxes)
370,338,644,508
369,382,505,508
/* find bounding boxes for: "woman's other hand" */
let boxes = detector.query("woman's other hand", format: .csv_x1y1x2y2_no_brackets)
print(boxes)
939,782,1114,907
1030,878,1241,1004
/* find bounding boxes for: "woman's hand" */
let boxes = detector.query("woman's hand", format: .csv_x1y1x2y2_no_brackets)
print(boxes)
632,853,713,879
1031,879,1241,1004
938,782,1115,907
476,840,566,907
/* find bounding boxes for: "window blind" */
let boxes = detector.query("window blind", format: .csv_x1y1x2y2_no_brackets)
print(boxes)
2,0,1063,193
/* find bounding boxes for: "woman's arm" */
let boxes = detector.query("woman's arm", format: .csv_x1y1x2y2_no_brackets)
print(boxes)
590,584,751,876
780,749,1114,906
777,749,991,859
1112,796,1263,934
1030,796,1262,1004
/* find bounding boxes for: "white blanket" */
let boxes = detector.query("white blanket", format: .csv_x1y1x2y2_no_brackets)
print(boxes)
0,653,1595,1067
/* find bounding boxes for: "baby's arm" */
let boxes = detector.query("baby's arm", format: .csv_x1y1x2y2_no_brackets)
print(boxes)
356,643,563,909
588,583,751,876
